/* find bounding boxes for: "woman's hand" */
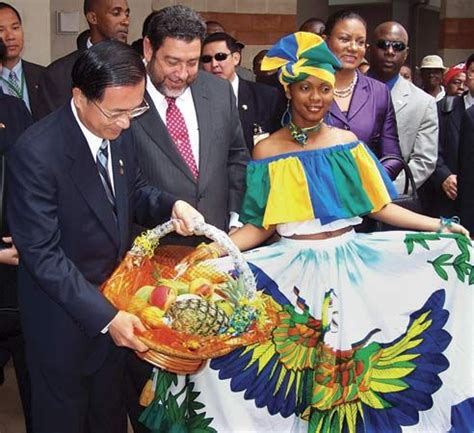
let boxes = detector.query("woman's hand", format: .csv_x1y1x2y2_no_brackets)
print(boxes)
438,218,470,238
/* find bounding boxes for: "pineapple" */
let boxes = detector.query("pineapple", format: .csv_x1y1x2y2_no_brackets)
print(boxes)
165,297,229,336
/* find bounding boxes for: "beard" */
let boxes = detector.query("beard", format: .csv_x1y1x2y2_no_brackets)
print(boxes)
146,57,192,98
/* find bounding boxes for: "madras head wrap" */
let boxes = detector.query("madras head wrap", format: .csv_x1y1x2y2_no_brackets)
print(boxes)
261,32,342,89
443,62,466,86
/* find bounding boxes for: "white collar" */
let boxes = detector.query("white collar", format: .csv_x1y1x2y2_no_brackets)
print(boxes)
70,99,105,153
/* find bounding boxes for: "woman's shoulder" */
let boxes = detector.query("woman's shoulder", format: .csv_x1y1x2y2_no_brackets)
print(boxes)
252,129,293,160
324,126,358,144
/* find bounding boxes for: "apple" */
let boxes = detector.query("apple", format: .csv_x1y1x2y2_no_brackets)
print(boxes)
189,278,214,298
149,285,177,310
134,285,155,302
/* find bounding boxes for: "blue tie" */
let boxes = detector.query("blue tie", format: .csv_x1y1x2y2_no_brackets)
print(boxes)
97,139,116,217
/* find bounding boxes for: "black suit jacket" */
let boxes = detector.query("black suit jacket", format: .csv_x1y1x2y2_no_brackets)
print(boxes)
6,104,176,371
132,71,249,245
420,95,466,217
237,78,285,152
42,49,83,114
0,93,32,315
22,60,48,121
457,104,474,232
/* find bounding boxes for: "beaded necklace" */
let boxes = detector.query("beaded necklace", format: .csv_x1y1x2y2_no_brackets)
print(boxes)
288,119,324,146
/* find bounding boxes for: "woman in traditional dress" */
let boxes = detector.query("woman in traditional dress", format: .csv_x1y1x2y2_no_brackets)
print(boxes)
323,10,403,180
140,32,473,433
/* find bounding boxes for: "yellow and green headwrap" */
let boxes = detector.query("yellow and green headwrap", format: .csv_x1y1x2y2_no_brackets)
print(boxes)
261,32,341,88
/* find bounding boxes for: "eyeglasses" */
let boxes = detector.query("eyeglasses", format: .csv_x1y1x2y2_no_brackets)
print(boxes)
93,99,150,121
200,52,232,63
375,39,407,52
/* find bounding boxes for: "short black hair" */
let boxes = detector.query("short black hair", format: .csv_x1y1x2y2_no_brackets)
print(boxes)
324,10,366,37
0,38,6,62
142,11,159,38
146,5,206,51
466,53,474,72
202,32,241,53
72,40,146,102
299,17,325,32
0,2,22,24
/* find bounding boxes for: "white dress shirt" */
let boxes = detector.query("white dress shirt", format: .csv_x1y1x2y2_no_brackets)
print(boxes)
70,100,115,193
0,59,31,111
464,92,474,110
230,74,239,105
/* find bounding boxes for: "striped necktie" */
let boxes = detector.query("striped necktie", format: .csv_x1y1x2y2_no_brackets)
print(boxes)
96,139,116,217
7,70,21,98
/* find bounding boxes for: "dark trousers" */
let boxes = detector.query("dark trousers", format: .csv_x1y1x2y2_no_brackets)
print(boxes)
125,353,153,433
26,341,128,433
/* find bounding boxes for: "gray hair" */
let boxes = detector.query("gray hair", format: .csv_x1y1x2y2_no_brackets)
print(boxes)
146,5,206,51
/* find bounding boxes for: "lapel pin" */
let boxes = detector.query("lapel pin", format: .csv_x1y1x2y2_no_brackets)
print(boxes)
119,159,124,175
0,123,5,129
242,104,248,111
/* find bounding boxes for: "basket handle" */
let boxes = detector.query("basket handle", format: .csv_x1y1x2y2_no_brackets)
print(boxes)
131,220,257,299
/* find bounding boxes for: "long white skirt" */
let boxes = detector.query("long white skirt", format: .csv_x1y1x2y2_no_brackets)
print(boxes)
140,230,474,433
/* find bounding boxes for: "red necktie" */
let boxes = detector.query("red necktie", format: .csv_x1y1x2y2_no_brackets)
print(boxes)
165,97,199,179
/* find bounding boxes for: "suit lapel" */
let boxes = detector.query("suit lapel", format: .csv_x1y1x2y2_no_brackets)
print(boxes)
63,106,119,247
347,72,370,121
191,75,211,190
137,92,195,183
391,77,409,113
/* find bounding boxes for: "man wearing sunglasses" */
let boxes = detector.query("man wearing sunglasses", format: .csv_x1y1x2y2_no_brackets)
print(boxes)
201,32,285,151
368,21,438,201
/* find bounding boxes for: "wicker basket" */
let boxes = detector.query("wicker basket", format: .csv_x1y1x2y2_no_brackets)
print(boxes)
102,221,274,374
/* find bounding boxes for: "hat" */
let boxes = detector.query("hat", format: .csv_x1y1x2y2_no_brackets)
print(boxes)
418,55,447,70
261,32,341,88
443,62,466,86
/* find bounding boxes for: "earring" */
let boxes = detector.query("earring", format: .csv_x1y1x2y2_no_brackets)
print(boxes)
281,99,292,127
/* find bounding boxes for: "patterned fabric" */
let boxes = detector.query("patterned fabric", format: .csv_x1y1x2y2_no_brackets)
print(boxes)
141,231,473,433
240,141,398,229
261,32,341,89
96,139,116,217
7,70,21,98
165,96,199,179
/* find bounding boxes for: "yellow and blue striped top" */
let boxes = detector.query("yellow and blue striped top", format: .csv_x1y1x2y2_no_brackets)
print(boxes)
240,141,398,229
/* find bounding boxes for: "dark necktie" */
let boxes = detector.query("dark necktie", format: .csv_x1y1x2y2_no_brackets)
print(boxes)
97,139,116,216
165,96,199,179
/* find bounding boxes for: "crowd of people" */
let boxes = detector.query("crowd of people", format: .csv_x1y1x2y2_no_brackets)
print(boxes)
0,1,472,433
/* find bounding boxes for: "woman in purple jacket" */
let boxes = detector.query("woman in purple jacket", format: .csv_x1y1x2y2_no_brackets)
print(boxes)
324,10,403,179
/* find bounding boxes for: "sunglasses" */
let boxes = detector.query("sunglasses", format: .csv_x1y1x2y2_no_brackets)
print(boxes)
375,39,407,52
200,52,232,63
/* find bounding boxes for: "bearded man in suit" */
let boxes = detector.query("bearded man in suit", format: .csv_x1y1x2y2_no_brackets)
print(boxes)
127,5,249,432
7,40,203,433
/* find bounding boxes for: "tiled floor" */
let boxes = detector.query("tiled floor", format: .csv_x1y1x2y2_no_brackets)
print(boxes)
0,362,134,433
0,361,26,433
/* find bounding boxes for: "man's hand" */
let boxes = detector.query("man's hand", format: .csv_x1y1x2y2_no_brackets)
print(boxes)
171,200,205,236
108,311,148,352
442,174,457,200
0,237,19,266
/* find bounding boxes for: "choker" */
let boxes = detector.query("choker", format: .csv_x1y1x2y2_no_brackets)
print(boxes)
334,73,358,98
288,120,323,146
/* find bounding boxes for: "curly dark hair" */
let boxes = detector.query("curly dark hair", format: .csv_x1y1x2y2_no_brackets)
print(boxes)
324,10,366,37
146,5,206,51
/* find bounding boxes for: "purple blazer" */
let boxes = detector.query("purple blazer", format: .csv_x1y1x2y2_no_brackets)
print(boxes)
326,71,402,179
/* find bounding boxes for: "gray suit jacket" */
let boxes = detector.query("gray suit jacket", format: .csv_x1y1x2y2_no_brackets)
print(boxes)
132,71,249,243
391,76,438,192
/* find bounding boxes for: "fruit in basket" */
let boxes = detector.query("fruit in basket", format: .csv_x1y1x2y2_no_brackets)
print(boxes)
166,298,229,336
134,285,155,301
157,278,189,295
127,297,149,315
215,300,234,317
189,277,214,298
140,306,166,328
149,285,177,311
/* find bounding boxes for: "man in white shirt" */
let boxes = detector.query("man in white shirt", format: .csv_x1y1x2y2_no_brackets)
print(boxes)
7,40,202,433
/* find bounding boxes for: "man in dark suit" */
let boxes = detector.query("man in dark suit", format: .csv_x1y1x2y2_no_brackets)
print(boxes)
42,0,130,113
421,53,474,217
0,2,48,121
7,41,203,433
201,32,285,152
456,65,474,233
0,42,33,430
127,6,249,432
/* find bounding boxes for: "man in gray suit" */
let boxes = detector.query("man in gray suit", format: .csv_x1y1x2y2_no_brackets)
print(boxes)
126,6,249,431
131,5,249,246
368,22,438,194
